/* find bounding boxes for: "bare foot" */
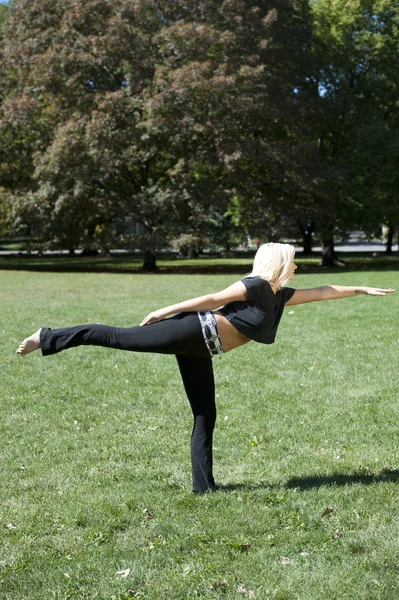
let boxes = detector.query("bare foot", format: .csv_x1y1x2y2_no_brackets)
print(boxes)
16,328,42,355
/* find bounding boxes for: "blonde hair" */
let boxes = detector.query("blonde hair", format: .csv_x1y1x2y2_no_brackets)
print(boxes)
250,242,295,291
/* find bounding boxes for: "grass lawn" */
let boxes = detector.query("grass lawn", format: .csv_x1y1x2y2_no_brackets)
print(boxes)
1,268,399,599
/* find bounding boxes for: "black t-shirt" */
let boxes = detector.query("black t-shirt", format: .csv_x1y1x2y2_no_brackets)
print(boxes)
218,276,296,344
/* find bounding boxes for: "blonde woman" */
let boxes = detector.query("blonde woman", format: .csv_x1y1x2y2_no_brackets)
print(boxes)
17,243,394,493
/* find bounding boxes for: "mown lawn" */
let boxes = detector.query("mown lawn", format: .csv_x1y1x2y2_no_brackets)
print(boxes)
1,268,399,599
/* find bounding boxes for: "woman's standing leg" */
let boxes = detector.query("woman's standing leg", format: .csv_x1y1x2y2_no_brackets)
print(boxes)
176,354,216,493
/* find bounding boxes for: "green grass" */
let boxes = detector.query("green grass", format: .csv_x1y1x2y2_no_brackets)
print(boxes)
1,269,399,599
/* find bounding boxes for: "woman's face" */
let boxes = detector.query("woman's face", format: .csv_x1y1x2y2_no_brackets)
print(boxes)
288,259,298,280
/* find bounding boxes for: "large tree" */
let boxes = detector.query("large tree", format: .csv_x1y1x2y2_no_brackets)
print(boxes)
348,0,399,253
0,0,318,266
301,0,399,264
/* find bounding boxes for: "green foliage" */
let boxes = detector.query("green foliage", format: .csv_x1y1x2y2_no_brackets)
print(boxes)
301,0,399,261
0,3,8,35
0,0,315,260
0,0,398,264
0,186,10,236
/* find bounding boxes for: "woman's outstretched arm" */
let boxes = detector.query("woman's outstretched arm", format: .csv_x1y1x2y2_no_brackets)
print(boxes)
286,286,395,306
140,281,247,326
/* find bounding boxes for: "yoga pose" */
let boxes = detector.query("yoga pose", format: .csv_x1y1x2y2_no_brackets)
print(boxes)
17,243,394,493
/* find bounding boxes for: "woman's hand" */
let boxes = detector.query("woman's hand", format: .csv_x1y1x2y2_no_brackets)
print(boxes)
140,309,169,326
360,287,395,296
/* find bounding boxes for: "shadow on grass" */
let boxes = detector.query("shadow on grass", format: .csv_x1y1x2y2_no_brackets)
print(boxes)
286,469,399,490
0,252,398,275
218,469,399,493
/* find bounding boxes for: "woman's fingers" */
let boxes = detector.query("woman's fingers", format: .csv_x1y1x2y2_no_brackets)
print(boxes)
367,287,395,296
140,310,165,326
140,314,153,326
378,288,395,294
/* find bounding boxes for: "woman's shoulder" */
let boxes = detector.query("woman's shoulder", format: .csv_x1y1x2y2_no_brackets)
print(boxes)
276,285,296,303
242,275,271,289
242,275,268,284
241,276,272,300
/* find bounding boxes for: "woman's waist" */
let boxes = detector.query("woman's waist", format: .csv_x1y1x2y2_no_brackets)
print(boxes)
213,311,251,350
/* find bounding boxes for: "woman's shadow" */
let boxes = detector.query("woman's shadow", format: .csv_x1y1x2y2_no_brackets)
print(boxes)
217,469,399,492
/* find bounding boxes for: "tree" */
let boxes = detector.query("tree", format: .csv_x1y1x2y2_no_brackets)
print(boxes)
0,2,10,238
301,0,399,264
0,0,319,266
347,1,399,253
0,0,164,262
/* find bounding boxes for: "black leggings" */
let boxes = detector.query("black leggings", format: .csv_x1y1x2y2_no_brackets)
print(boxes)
40,313,217,493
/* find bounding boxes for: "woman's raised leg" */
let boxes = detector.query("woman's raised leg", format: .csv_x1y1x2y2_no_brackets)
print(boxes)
17,314,210,359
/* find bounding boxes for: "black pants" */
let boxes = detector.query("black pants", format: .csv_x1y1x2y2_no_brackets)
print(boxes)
40,313,217,493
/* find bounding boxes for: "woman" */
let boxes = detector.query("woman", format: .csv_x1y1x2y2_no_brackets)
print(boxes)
17,243,394,493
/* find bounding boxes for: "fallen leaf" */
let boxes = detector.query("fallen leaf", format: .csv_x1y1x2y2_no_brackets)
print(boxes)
239,544,252,552
211,579,227,591
116,568,130,578
333,529,342,539
280,556,292,565
321,507,334,517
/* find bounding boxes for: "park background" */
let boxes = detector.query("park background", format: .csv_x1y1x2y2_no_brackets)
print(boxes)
0,0,399,266
1,1,399,599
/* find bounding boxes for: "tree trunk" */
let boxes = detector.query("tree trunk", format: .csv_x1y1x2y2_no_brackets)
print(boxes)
81,247,99,256
319,223,345,267
142,248,157,271
320,239,334,266
82,223,99,256
385,222,395,254
297,218,314,255
187,245,198,258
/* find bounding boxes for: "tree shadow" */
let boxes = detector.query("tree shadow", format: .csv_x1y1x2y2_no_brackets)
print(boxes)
286,469,399,490
0,251,398,275
217,469,399,493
